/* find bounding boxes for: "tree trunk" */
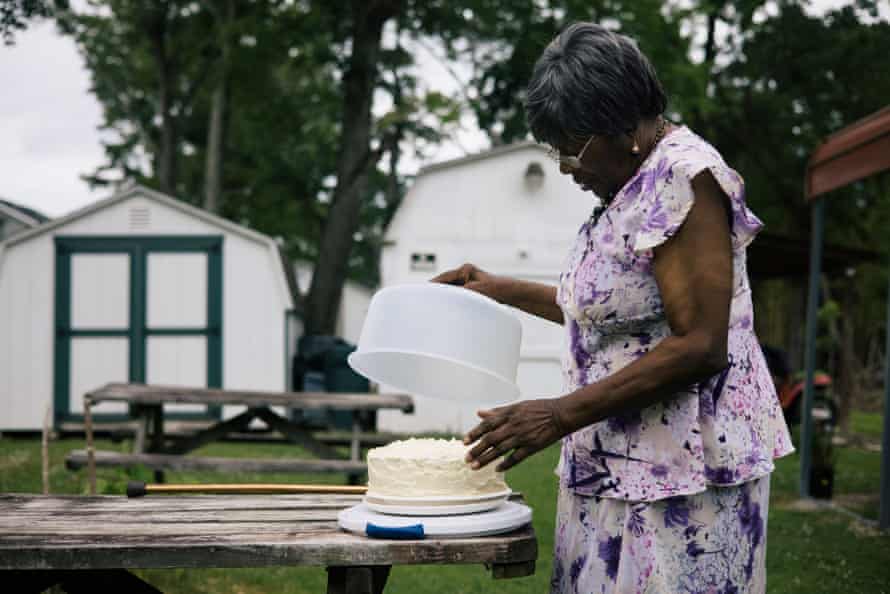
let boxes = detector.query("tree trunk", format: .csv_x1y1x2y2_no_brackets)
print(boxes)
204,0,234,213
703,5,719,67
304,0,401,336
204,80,227,212
146,4,178,194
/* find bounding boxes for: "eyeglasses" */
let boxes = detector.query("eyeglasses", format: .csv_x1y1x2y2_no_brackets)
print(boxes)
547,133,596,171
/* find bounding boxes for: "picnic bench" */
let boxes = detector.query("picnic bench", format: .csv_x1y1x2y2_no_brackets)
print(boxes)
65,383,414,490
0,493,537,594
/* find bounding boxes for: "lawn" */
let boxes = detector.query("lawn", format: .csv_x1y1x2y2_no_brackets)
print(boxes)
1,416,889,594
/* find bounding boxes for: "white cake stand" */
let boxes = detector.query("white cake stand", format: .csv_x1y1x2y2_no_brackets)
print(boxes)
338,501,532,539
363,489,512,516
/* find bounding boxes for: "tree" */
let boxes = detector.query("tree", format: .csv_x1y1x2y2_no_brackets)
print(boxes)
302,0,402,335
55,0,695,335
303,0,700,334
201,0,235,214
699,1,890,429
58,1,223,194
0,0,67,44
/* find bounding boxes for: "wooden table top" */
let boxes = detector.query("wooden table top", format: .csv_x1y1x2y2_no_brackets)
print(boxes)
86,383,415,413
0,494,536,571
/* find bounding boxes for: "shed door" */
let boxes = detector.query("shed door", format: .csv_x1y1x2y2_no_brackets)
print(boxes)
146,252,210,415
55,237,223,422
67,253,131,416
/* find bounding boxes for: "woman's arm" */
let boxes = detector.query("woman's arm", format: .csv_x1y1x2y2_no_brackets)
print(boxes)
432,264,564,325
555,170,732,433
464,170,734,471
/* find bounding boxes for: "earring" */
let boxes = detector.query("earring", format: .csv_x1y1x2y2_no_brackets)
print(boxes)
631,138,640,155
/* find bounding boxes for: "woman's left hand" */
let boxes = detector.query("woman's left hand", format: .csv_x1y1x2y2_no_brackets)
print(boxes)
464,398,569,472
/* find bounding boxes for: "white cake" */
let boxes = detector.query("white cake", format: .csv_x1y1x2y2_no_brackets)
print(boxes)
366,438,509,498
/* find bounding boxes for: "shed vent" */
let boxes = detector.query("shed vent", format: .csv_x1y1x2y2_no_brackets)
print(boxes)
129,206,151,229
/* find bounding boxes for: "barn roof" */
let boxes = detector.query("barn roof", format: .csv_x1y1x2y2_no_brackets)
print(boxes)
417,141,547,176
0,182,297,309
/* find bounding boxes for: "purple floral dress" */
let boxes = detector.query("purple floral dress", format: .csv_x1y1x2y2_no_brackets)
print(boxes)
551,126,794,593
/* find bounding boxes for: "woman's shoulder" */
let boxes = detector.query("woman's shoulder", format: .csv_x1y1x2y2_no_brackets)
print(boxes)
657,125,744,199
620,124,754,253
661,125,730,171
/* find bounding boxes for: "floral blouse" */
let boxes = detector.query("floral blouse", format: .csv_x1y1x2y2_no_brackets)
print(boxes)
556,126,794,502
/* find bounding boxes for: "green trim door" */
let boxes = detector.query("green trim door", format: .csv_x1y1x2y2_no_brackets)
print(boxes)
54,236,223,423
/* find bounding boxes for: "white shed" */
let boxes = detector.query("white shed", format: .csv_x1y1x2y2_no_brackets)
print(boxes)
0,197,50,241
0,183,297,430
377,142,595,434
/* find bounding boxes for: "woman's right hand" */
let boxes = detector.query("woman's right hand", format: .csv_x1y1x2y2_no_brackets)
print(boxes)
431,263,512,305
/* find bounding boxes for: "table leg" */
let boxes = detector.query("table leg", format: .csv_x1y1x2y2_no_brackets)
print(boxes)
350,412,361,461
150,405,165,483
252,407,342,459
150,405,165,451
491,560,536,579
84,397,97,496
132,405,165,483
133,406,150,454
326,566,390,594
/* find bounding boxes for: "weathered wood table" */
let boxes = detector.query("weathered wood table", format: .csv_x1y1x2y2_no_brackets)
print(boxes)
0,493,537,594
65,383,414,489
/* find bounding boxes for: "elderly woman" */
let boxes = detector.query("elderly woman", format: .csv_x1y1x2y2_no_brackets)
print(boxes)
433,22,793,594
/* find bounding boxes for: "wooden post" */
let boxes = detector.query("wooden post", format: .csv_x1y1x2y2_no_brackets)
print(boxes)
880,254,890,531
42,404,52,495
800,199,824,498
84,397,97,495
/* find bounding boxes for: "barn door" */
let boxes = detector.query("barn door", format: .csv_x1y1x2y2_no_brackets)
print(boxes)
54,237,222,422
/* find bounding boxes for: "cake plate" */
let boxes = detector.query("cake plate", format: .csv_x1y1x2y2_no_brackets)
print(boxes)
338,501,532,539
363,489,512,516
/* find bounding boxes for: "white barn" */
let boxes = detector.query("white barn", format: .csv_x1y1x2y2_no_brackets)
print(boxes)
0,183,297,431
376,142,594,434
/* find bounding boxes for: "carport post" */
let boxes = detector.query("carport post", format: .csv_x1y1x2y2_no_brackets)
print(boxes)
881,255,890,530
800,199,825,498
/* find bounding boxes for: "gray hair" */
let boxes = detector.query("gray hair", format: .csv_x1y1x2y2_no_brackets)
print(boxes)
525,22,667,150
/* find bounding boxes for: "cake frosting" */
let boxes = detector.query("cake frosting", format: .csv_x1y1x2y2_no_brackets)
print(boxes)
366,438,509,497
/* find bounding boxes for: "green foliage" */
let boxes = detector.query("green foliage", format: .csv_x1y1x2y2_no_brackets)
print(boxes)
50,0,890,313
0,0,67,44
696,1,890,238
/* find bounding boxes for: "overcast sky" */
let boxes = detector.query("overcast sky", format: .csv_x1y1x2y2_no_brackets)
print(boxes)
0,1,881,218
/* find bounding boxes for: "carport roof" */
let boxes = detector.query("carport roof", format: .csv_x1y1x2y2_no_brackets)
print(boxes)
806,105,890,199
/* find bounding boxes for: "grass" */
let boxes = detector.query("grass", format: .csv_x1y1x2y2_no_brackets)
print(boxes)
1,414,889,593
850,410,886,441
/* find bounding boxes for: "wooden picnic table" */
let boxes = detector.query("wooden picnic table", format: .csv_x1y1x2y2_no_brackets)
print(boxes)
67,383,414,491
0,493,537,594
